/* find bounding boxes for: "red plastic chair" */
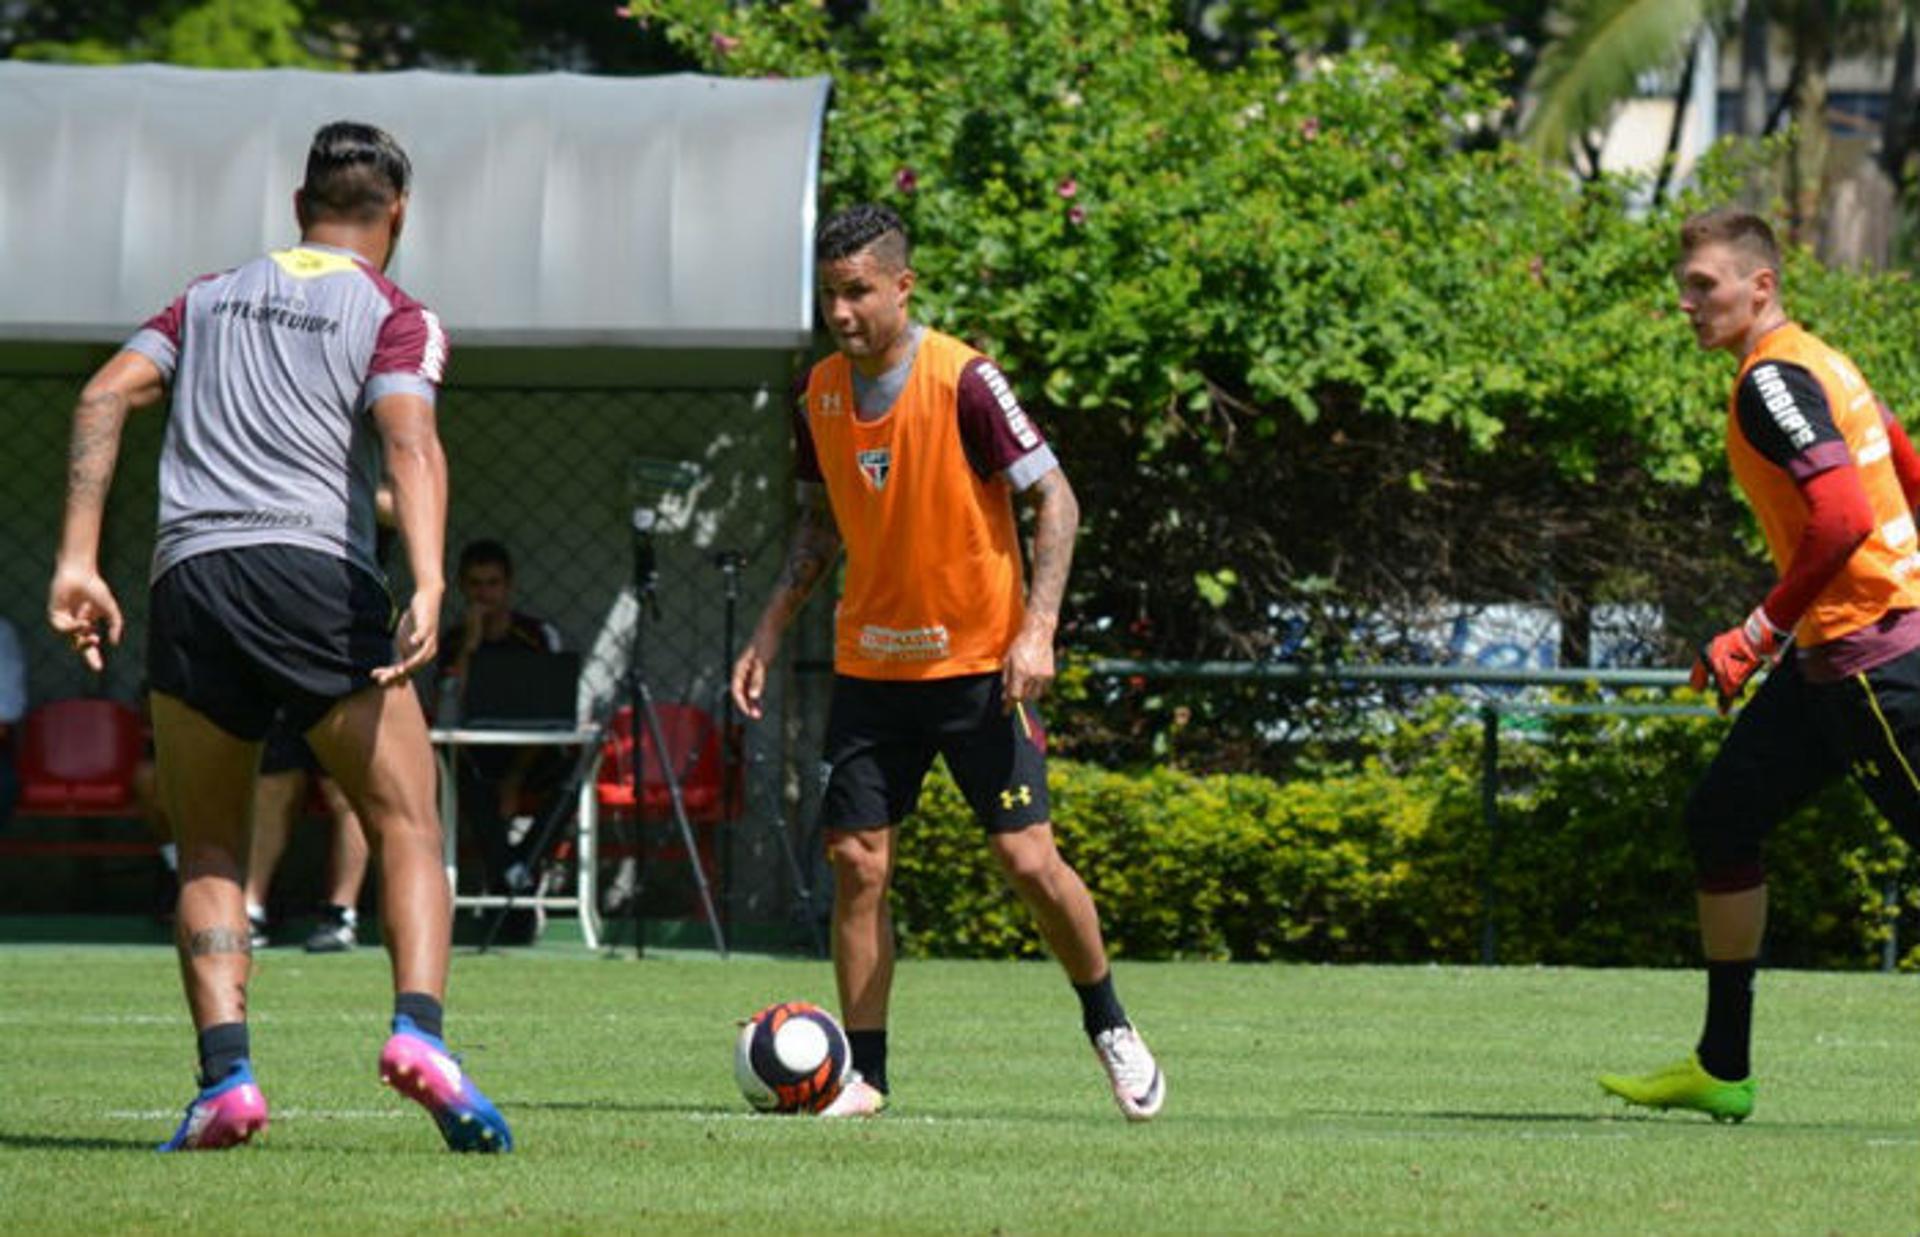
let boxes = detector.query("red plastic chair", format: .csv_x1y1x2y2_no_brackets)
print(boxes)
14,698,145,816
595,703,734,823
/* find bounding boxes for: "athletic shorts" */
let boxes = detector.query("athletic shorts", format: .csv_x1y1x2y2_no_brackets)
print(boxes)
147,545,395,742
1693,647,1920,850
259,712,320,777
820,672,1050,834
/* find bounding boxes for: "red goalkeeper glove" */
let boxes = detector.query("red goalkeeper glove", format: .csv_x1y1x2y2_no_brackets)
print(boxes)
1691,607,1789,714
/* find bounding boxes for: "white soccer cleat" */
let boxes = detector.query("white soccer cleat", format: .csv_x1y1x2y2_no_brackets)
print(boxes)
818,1072,888,1119
1092,1024,1165,1122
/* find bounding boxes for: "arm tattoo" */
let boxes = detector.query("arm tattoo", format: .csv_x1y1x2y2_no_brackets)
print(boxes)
1023,470,1079,625
772,490,842,614
66,389,129,507
187,927,254,958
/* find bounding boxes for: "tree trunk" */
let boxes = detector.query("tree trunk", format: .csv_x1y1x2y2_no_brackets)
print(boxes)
1787,0,1834,245
1740,0,1770,138
1555,588,1593,671
1654,30,1703,204
1881,11,1916,190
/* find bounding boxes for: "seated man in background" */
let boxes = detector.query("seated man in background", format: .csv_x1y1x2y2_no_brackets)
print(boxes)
244,713,371,952
435,538,566,893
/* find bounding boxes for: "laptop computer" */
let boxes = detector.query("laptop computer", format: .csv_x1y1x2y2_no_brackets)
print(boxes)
460,646,581,730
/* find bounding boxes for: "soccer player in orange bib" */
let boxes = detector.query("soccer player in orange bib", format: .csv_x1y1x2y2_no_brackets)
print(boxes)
731,204,1163,1120
1599,208,1920,1122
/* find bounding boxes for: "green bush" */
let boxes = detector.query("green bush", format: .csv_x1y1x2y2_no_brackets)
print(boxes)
889,702,1917,969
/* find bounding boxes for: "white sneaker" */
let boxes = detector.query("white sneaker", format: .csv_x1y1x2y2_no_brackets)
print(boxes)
818,1072,888,1118
1092,1025,1165,1121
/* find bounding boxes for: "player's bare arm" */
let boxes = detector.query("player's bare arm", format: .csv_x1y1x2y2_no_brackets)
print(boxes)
1003,465,1080,706
731,482,843,720
49,350,167,670
371,392,448,684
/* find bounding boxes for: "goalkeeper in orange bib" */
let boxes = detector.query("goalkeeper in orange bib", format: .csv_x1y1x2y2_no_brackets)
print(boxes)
731,204,1163,1120
1599,208,1920,1121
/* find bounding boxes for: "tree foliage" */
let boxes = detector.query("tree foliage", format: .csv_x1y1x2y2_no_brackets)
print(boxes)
627,7,1920,757
1521,0,1723,163
1186,0,1552,98
1,0,692,73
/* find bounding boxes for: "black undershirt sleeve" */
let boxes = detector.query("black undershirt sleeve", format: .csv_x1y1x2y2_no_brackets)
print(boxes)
1735,360,1843,473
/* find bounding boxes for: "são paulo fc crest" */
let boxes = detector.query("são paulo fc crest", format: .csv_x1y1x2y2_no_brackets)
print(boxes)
857,447,892,490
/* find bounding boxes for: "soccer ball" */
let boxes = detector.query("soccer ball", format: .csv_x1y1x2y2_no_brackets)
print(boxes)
734,1000,849,1114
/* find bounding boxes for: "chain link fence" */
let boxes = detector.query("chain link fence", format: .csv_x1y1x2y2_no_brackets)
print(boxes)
1,367,834,946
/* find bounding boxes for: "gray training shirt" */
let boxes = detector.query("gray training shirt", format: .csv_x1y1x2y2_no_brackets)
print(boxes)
125,243,447,584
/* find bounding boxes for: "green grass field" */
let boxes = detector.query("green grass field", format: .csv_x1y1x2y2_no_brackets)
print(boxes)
0,945,1913,1234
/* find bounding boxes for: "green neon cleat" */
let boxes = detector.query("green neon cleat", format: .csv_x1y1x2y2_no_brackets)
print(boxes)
1598,1053,1755,1123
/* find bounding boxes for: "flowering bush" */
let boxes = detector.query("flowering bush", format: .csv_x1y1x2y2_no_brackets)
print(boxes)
630,1,1920,792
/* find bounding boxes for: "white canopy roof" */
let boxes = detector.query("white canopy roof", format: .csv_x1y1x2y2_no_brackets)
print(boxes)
0,62,830,348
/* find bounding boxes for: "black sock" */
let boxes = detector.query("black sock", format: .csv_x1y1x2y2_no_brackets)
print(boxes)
395,992,444,1041
197,1022,250,1086
1073,971,1129,1038
1697,959,1757,1081
848,1029,889,1094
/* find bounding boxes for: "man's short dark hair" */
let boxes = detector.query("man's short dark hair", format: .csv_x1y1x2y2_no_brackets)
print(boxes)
816,203,910,270
1680,207,1781,277
302,121,412,223
458,538,513,579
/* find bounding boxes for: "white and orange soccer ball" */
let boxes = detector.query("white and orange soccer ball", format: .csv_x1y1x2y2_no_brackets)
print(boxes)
734,1001,850,1114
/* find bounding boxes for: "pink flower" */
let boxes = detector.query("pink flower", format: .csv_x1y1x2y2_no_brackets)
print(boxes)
1300,116,1321,140
1067,205,1087,226
613,5,631,16
1056,177,1078,199
711,32,741,55
894,166,918,195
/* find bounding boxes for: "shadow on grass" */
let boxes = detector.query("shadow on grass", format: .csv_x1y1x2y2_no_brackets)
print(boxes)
510,1098,723,1116
1304,1108,1600,1125
0,1131,157,1151
1304,1108,1913,1135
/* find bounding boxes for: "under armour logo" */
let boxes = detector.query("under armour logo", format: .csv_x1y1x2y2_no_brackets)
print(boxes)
999,784,1033,810
817,391,844,416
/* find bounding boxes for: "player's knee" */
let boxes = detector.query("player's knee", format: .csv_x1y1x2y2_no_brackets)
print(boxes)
1683,784,1765,893
826,831,889,895
991,830,1061,893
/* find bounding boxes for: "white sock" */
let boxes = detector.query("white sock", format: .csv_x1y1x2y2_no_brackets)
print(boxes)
247,902,267,925
158,842,178,872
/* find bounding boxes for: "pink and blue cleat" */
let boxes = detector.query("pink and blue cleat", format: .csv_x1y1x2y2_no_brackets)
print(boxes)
158,1060,269,1152
379,1016,513,1153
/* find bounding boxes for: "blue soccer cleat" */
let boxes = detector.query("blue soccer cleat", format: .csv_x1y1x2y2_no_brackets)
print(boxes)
378,1015,513,1153
158,1060,270,1152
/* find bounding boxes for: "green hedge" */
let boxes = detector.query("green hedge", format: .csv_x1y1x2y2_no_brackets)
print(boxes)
889,704,1916,969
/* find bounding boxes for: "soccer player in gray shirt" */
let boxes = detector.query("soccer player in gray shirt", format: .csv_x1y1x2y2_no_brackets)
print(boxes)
48,121,510,1153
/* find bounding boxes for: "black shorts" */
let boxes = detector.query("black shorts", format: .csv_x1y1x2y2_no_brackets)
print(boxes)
148,546,395,742
821,672,1050,834
259,713,321,777
1693,648,1920,851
